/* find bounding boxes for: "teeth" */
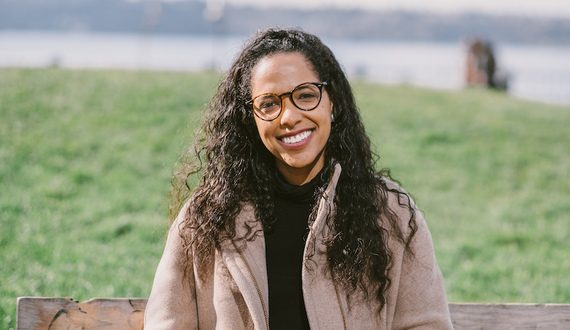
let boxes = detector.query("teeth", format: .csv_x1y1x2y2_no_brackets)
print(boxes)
282,130,312,144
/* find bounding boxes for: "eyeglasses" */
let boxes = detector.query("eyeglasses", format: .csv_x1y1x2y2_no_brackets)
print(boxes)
246,82,327,121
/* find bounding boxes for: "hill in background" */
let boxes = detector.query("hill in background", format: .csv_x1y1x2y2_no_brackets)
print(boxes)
1,0,569,44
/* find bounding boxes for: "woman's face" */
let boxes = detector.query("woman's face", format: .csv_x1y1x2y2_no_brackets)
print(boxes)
250,52,333,185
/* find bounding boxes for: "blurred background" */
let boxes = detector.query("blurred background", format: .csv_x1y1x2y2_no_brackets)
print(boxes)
1,0,570,105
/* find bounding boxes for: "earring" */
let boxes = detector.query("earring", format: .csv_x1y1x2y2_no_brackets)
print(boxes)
331,114,335,122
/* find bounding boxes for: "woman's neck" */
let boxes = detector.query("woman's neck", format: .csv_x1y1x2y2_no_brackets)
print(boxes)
276,156,325,185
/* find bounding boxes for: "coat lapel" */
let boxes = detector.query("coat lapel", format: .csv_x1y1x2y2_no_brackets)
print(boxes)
220,204,269,330
302,164,348,330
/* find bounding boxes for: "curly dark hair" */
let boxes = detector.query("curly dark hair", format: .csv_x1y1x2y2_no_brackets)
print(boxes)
170,27,418,312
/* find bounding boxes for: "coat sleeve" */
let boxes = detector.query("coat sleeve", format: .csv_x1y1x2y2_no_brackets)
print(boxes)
389,207,453,330
144,208,198,330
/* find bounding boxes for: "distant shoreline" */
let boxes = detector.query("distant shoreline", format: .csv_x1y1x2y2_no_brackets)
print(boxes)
2,30,569,106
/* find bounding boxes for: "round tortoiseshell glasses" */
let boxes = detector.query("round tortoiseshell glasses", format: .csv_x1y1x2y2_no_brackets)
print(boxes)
246,82,327,121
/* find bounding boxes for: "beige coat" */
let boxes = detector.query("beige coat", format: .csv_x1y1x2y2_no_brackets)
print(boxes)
144,164,453,329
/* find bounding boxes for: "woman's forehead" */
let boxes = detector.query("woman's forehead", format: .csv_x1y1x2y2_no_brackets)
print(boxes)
250,52,318,94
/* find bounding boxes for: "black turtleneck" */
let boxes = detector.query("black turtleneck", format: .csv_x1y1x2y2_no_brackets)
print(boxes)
265,173,321,330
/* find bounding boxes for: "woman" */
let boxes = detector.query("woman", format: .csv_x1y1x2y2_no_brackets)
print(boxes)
145,28,453,329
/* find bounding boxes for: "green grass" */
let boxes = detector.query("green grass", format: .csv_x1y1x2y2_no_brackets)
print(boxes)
355,83,570,303
0,68,219,329
1,68,569,328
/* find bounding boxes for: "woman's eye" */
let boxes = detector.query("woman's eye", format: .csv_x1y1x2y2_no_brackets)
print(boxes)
293,85,320,103
298,92,317,100
260,101,277,109
257,98,280,112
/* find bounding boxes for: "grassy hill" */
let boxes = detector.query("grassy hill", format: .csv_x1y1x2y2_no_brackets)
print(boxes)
1,68,569,328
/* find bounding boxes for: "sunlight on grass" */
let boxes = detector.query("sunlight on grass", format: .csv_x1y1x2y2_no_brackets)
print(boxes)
0,68,219,328
355,83,570,303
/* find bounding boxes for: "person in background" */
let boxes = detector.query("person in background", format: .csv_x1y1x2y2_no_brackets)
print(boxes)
144,27,453,329
465,38,508,90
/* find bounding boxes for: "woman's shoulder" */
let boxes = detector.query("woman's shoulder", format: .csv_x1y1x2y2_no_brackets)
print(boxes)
174,198,258,236
377,177,416,213
375,176,426,239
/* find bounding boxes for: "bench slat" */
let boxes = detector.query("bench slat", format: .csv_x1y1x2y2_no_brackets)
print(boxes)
16,298,570,329
450,303,570,329
17,297,146,330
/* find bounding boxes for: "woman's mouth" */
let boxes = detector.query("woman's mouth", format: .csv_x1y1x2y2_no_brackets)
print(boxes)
280,130,313,144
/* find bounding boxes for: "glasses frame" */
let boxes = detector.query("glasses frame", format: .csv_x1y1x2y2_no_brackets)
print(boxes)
246,82,328,121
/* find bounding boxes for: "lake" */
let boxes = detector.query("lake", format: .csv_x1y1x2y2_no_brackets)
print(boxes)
1,30,569,106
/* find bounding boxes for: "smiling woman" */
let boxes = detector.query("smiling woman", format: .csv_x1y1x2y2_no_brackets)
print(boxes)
144,27,453,329
250,53,333,185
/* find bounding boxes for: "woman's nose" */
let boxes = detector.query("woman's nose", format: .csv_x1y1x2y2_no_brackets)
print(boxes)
279,98,302,127
279,99,302,127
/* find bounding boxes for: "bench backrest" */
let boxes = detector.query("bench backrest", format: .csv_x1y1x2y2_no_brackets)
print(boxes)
16,297,570,329
449,303,570,329
17,297,146,330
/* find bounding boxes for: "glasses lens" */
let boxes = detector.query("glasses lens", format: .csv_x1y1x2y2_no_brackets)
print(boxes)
292,84,321,110
253,94,281,120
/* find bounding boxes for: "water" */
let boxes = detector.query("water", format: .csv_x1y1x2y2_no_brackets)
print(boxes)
1,30,569,106
326,39,570,106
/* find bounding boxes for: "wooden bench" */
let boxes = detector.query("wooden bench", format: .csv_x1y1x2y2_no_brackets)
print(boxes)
16,297,570,329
